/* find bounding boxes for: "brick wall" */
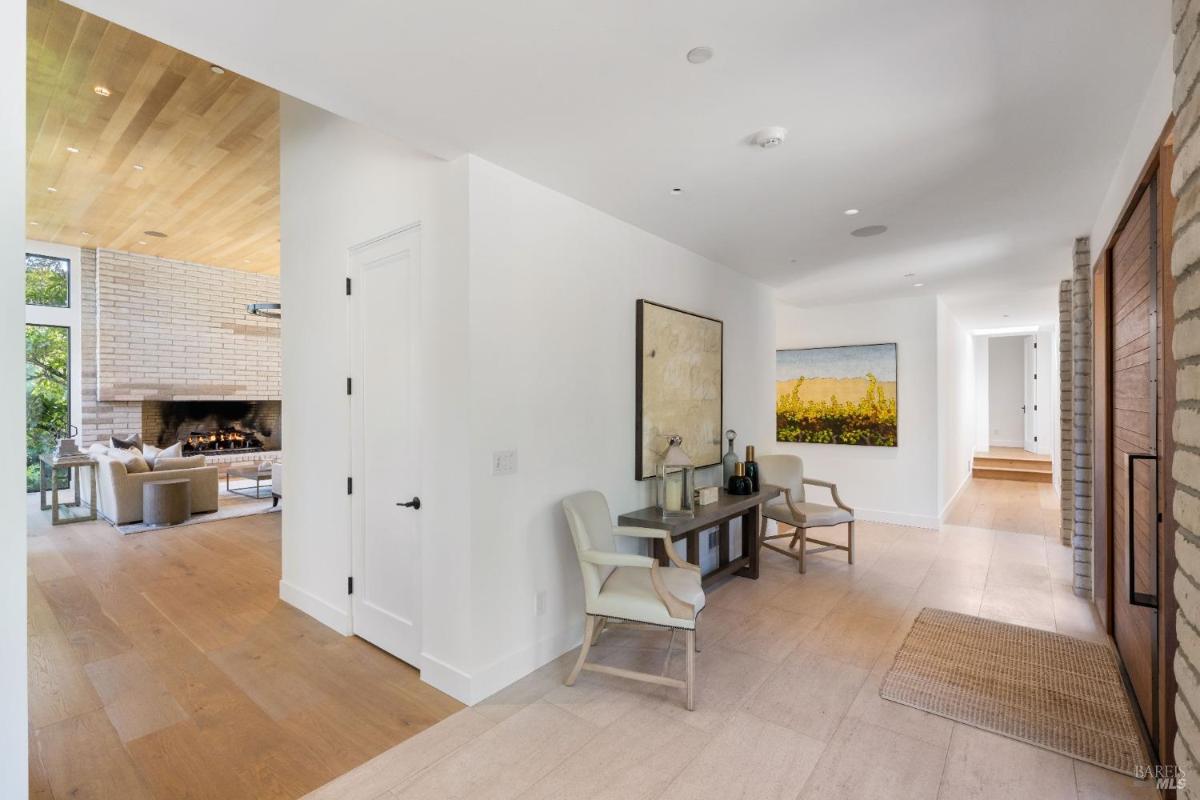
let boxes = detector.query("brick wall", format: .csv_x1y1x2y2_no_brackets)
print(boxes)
1175,0,1200,788
79,248,280,445
1060,279,1074,547
1072,237,1094,596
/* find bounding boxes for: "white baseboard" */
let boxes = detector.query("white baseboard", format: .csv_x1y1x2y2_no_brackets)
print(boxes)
278,580,352,635
853,507,940,530
419,651,474,704
988,439,1025,449
467,624,585,706
939,474,971,521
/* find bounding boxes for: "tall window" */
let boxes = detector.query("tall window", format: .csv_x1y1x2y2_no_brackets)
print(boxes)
25,253,70,307
25,324,70,491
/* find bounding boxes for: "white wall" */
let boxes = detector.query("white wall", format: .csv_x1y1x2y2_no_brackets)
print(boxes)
279,96,476,698
25,240,84,439
464,156,775,701
988,336,1026,447
776,295,940,528
2,1,28,795
937,299,975,515
1090,40,1173,252
1035,326,1054,457
973,335,989,453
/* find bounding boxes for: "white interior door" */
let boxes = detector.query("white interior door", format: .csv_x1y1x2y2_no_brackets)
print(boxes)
1022,335,1037,452
349,225,421,666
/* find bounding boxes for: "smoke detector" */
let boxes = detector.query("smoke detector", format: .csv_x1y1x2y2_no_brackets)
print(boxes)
751,126,788,149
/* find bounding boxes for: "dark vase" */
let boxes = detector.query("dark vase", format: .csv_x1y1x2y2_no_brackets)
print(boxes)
744,445,759,492
727,462,752,496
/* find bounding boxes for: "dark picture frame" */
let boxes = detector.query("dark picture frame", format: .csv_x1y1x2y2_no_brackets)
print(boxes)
635,299,724,480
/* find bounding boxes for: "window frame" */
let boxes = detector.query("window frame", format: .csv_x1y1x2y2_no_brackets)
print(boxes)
25,322,72,492
24,251,72,309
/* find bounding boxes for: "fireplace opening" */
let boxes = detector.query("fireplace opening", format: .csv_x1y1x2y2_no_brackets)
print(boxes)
142,400,281,453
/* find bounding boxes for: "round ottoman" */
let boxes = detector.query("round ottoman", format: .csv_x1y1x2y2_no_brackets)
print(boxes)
143,479,191,527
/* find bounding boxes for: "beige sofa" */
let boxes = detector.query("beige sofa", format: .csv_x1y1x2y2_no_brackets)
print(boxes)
90,447,219,526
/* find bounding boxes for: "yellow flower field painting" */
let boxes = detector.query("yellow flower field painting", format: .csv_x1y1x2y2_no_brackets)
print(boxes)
776,343,898,447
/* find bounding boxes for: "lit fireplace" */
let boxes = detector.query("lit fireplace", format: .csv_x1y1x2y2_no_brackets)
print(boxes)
142,400,281,453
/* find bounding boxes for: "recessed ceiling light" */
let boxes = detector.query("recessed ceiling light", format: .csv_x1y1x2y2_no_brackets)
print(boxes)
137,240,147,245
46,187,57,193
844,208,860,216
143,230,168,238
686,46,714,64
29,221,38,226
850,224,887,237
81,231,90,237
243,258,251,263
913,282,925,288
670,187,683,195
210,65,226,75
133,163,145,171
903,272,915,278
93,86,111,96
65,146,79,153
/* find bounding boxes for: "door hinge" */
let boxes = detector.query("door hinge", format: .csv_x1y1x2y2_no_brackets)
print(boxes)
1034,436,1038,442
347,377,352,395
1033,373,1038,380
348,576,354,595
347,476,353,495
345,277,352,295
1034,404,1038,411
1033,342,1037,349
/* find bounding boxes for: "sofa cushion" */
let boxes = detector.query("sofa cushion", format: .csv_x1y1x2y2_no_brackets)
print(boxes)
143,442,182,467
153,455,207,471
110,447,150,474
110,432,142,451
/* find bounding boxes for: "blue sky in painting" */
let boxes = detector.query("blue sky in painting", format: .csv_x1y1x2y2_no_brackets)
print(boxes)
777,344,897,382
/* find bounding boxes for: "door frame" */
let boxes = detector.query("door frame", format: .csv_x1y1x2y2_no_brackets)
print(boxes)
347,222,423,661
1093,117,1176,764
1022,335,1037,453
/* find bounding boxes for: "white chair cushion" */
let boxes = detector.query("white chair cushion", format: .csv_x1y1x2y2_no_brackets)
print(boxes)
764,500,853,528
593,565,704,629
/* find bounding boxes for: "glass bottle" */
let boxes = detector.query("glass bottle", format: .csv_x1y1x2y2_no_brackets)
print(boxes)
727,461,753,496
744,445,760,492
722,429,738,483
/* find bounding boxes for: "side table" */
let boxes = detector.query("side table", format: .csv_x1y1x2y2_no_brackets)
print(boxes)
39,454,98,526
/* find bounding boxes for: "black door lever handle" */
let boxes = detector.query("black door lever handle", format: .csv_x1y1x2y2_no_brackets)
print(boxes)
396,497,421,510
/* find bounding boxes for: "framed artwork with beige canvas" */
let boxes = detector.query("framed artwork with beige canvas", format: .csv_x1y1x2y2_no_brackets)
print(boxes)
635,300,723,479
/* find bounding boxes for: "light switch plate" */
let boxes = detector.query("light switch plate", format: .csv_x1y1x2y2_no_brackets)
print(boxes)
493,449,518,476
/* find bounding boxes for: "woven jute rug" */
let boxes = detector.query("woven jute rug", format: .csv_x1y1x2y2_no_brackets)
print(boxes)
880,607,1149,776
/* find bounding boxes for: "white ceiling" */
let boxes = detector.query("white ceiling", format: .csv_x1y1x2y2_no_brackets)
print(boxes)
71,0,1169,327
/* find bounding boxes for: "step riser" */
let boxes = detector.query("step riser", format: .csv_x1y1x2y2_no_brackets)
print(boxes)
973,457,1052,472
973,467,1052,484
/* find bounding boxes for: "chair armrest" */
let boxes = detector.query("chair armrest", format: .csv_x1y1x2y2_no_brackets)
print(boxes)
802,478,853,512
580,549,656,569
614,526,700,574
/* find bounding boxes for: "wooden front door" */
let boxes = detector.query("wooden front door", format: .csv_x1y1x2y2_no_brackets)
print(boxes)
1095,122,1177,763
1109,176,1159,742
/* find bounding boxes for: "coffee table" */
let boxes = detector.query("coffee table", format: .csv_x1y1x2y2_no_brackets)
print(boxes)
226,464,273,499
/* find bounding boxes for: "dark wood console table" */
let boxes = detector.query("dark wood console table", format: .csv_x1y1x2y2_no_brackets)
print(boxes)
618,486,780,587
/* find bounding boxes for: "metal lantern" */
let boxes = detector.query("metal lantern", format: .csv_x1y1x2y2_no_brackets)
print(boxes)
656,434,695,519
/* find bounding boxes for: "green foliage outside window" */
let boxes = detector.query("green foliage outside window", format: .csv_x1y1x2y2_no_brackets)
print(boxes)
26,325,70,491
25,253,69,307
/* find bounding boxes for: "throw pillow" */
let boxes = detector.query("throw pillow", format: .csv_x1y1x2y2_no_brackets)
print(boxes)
110,432,142,451
87,442,109,458
109,447,150,474
153,455,206,471
143,442,182,467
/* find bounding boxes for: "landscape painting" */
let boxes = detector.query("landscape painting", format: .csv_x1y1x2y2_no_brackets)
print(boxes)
776,343,898,447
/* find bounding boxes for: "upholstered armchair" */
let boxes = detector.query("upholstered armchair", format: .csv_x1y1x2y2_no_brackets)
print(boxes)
757,454,854,573
561,490,704,710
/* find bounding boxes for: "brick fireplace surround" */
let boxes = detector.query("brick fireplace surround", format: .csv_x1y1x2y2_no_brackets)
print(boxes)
79,248,281,455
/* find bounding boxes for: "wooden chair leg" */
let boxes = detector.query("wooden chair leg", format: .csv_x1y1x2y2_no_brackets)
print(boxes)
847,521,855,564
685,629,696,711
591,616,607,645
797,527,807,574
566,615,595,686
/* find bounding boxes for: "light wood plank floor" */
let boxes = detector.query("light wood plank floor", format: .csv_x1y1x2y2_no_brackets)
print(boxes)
943,477,1061,536
306,480,1152,800
26,496,462,800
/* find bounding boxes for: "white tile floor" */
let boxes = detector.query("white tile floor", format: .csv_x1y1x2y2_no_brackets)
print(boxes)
306,480,1156,800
